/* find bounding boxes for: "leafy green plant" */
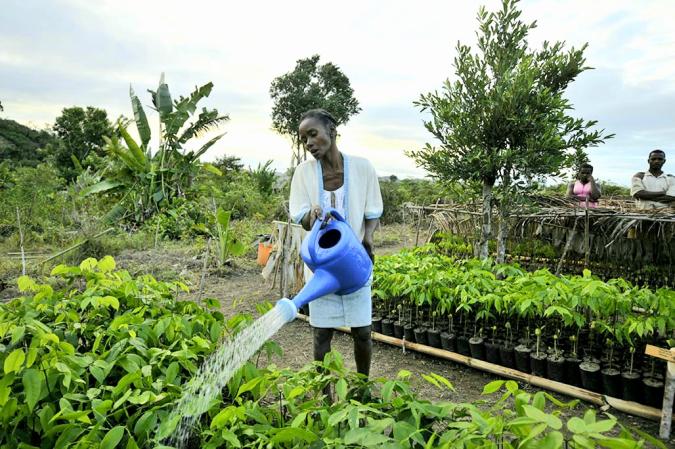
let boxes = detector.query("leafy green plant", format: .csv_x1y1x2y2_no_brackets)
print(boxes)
248,160,277,196
214,207,247,265
0,256,235,448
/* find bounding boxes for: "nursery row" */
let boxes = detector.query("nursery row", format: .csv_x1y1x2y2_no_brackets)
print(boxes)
1,257,664,448
372,246,675,407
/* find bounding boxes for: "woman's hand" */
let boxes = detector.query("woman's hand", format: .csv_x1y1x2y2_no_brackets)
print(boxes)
362,237,375,263
301,205,323,231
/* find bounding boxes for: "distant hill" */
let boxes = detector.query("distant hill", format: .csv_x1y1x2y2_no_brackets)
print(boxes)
0,118,55,166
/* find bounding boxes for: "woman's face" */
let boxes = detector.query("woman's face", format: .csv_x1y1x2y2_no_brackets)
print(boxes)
298,117,334,160
578,167,593,182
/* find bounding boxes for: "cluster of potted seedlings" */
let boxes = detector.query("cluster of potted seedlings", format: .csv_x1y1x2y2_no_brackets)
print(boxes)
372,247,675,408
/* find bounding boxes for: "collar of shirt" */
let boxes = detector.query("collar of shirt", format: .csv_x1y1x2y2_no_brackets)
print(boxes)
644,172,667,179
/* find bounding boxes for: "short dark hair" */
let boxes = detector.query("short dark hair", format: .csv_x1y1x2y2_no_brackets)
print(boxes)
299,108,338,132
649,149,666,158
579,163,593,172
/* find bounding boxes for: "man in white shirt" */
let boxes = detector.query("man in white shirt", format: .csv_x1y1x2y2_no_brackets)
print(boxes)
630,150,675,209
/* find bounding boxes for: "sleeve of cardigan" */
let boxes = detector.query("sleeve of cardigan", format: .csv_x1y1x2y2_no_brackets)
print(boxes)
289,164,311,224
364,160,383,219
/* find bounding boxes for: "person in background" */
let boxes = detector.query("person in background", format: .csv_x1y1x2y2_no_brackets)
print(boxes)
289,108,383,381
631,150,675,209
567,163,601,207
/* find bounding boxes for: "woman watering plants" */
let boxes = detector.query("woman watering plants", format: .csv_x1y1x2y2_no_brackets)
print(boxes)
289,108,383,379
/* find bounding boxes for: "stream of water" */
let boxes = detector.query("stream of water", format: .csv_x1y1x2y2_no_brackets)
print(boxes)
166,305,289,448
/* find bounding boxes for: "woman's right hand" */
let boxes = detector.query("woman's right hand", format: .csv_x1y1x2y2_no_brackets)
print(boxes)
304,205,323,230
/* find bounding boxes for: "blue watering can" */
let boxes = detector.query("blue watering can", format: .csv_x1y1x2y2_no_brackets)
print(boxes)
276,208,373,323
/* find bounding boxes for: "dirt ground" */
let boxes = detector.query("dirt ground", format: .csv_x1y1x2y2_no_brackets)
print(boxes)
109,224,670,445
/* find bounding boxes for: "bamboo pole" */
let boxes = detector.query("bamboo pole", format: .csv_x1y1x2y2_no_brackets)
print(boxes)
294,314,669,422
40,228,115,265
659,351,675,439
7,252,47,255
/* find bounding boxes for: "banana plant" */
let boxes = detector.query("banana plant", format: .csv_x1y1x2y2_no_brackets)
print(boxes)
214,207,247,266
82,74,226,225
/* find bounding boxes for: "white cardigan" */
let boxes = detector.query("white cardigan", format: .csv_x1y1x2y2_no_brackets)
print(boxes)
289,153,383,240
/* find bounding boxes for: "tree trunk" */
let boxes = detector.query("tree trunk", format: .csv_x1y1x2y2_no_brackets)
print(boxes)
496,174,511,264
496,203,509,264
478,180,493,260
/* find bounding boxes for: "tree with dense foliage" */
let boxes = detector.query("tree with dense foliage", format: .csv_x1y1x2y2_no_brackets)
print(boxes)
270,55,361,167
409,0,612,261
49,106,115,180
0,119,55,166
211,154,244,183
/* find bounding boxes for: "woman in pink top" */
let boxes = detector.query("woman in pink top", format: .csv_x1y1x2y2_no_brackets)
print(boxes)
567,163,601,207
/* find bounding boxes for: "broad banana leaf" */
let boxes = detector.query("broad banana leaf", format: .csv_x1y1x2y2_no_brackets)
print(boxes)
104,203,126,224
165,82,215,136
156,73,173,117
119,125,147,169
189,133,226,162
103,136,145,172
216,208,231,229
130,86,151,148
201,163,223,176
70,154,83,172
178,109,229,144
81,180,123,196
227,238,248,257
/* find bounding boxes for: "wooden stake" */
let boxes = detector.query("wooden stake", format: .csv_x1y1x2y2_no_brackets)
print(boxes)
154,219,161,249
660,351,675,439
415,208,422,247
281,219,292,298
197,238,211,303
645,345,675,439
15,207,26,275
556,218,579,276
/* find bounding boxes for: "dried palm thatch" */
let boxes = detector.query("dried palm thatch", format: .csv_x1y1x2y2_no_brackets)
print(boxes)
406,197,675,286
262,221,307,297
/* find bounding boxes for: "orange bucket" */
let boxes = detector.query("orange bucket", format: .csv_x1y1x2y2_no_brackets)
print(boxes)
257,242,273,266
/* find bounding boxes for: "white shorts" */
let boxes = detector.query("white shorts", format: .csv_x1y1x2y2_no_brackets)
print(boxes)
308,276,372,328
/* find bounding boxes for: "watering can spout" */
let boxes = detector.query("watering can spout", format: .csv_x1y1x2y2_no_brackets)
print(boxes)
275,298,298,323
275,270,341,324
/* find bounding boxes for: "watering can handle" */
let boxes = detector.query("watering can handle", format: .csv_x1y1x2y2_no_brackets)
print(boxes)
322,207,345,223
308,208,346,262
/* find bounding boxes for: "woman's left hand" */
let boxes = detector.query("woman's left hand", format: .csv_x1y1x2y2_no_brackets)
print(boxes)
362,238,374,263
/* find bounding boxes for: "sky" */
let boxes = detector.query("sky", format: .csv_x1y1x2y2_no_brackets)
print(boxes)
2,0,675,186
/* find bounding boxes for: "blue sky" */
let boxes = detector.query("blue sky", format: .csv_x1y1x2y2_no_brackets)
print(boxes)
1,0,674,185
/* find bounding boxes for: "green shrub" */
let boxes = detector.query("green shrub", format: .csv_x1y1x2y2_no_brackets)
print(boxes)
144,197,213,241
0,257,240,448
